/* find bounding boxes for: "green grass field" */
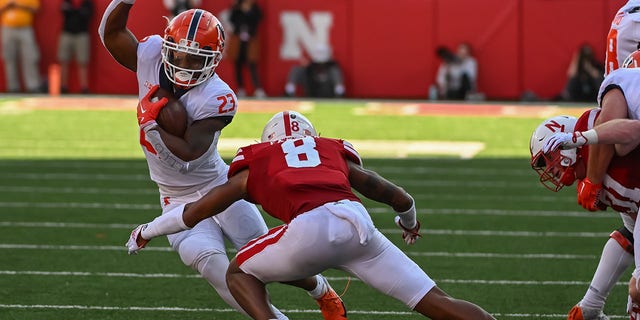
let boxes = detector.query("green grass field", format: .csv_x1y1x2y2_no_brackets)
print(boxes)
0,98,629,319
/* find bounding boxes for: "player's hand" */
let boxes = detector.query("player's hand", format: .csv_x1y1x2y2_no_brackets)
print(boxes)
577,178,605,212
394,216,421,245
137,85,168,130
542,132,581,153
126,224,150,255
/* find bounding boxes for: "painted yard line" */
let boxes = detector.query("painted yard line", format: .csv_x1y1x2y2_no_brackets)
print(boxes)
0,203,616,219
0,304,624,319
0,270,618,286
0,304,625,319
0,304,414,316
0,161,533,177
0,218,611,237
0,185,157,195
0,185,564,202
0,244,602,259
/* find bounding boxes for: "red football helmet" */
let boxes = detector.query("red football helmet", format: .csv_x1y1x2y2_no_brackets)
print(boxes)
622,49,640,69
162,9,225,88
530,115,579,192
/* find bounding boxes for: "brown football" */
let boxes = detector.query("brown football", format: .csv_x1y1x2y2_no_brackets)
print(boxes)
154,87,188,137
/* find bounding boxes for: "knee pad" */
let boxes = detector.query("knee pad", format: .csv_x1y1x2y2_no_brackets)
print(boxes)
174,239,226,270
610,226,634,255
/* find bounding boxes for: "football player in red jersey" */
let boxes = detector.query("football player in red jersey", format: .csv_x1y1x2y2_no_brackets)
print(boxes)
537,49,640,320
98,1,343,319
531,111,640,320
126,111,495,320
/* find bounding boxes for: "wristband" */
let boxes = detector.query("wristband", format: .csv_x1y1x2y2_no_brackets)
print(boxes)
569,129,598,148
395,195,416,229
633,267,640,280
141,204,189,239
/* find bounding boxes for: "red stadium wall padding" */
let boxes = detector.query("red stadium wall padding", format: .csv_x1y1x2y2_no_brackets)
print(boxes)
521,0,609,100
0,0,627,100
434,0,521,99
350,0,434,98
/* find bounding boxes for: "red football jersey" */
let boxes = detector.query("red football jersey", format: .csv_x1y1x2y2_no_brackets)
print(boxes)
228,136,363,223
576,108,640,217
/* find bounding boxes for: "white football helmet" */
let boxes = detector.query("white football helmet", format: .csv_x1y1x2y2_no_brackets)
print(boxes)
162,9,225,88
530,115,579,191
261,111,317,142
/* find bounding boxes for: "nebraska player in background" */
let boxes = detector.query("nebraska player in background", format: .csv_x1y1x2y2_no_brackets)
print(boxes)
605,1,640,75
125,111,495,320
531,112,640,320
98,2,345,319
539,50,640,320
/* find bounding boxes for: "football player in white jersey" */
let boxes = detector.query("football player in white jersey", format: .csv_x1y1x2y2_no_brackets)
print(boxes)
98,2,346,319
543,49,640,319
605,0,640,75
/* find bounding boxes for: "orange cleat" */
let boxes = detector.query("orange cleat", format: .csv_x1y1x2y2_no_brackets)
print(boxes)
316,286,347,320
567,304,608,320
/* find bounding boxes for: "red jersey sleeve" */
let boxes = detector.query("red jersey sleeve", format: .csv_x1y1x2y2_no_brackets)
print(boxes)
229,146,252,178
341,139,362,166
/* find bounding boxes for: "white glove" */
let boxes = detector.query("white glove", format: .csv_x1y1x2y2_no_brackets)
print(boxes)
543,130,598,153
629,296,640,320
394,216,421,245
125,224,148,255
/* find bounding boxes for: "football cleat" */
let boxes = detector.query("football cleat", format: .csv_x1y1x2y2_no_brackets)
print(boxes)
567,304,609,320
315,277,347,320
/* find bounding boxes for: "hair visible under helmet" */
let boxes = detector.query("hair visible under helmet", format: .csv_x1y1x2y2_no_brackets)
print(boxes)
261,111,317,142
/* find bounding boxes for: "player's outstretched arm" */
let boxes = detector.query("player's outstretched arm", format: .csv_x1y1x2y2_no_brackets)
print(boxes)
347,161,421,244
98,0,138,72
126,170,249,254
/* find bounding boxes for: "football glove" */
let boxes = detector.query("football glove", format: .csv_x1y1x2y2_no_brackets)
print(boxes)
137,85,168,130
394,216,421,245
577,178,605,212
126,224,150,255
542,131,591,153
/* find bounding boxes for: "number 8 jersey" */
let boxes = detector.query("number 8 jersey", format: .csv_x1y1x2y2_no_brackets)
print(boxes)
229,136,363,223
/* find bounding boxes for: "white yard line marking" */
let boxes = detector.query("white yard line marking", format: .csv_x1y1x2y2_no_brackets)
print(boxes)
0,244,601,259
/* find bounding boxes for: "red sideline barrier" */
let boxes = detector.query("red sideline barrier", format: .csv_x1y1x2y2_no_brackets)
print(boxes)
0,0,624,100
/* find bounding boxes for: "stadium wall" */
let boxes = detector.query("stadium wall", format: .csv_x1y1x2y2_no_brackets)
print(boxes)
5,0,623,100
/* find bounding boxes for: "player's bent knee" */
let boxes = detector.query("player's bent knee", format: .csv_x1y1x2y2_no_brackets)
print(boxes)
610,226,634,255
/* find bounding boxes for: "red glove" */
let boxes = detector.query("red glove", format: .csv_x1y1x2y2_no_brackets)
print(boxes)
577,178,605,212
137,85,168,129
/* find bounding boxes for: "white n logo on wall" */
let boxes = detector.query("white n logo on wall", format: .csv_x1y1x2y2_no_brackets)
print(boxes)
280,11,333,59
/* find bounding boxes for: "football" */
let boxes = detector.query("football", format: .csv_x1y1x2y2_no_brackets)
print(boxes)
154,87,188,137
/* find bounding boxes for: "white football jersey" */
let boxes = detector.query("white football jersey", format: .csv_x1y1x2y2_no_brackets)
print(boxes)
136,35,238,196
598,67,640,119
605,0,640,75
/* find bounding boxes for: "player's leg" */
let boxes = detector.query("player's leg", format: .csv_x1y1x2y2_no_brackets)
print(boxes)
231,207,353,320
342,227,493,319
1,28,20,92
215,200,292,319
166,216,251,316
227,257,278,320
569,220,633,319
19,28,41,93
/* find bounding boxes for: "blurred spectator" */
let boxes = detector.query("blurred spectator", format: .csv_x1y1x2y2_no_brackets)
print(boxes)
58,0,93,94
163,0,201,18
0,0,41,93
228,0,265,98
284,44,345,98
433,43,478,100
558,44,604,102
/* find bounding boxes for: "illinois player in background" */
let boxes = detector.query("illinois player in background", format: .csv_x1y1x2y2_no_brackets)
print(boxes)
605,0,640,75
537,50,640,319
125,111,496,320
98,2,346,319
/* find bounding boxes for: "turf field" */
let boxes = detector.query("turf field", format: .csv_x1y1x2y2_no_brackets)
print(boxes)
0,97,629,319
